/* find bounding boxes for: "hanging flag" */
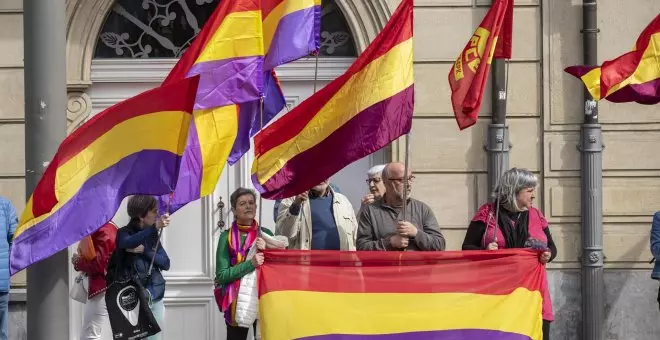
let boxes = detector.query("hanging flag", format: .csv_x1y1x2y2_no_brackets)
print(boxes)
160,0,265,213
565,14,660,105
258,249,545,339
11,77,200,275
448,0,513,130
228,0,323,165
251,0,414,199
262,0,322,70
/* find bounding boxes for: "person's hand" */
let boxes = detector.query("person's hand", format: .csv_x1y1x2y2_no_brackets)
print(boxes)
251,253,265,267
396,221,418,238
539,251,551,264
156,213,170,230
362,194,375,205
487,242,498,250
256,237,266,251
390,234,409,249
127,245,145,254
293,192,309,206
71,253,80,264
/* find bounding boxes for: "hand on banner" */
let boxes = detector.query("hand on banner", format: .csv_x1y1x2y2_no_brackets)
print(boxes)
293,192,309,206
390,234,409,249
157,213,170,230
539,251,551,264
396,221,417,238
362,194,375,205
71,253,80,264
252,253,265,267
256,237,266,251
487,242,498,250
127,245,145,254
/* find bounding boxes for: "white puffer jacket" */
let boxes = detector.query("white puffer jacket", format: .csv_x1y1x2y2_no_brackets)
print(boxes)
234,233,288,335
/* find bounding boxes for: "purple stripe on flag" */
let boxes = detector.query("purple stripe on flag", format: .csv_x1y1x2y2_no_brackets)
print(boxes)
11,150,182,274
255,85,414,199
159,119,203,214
188,56,264,110
264,5,321,70
605,77,660,105
298,329,532,340
228,72,286,165
564,65,598,79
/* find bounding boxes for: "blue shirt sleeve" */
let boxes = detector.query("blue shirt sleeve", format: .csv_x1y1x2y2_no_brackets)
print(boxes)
117,226,158,249
5,202,17,248
143,245,170,271
651,212,660,258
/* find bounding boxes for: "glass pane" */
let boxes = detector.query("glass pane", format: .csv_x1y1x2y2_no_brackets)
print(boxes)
95,0,357,59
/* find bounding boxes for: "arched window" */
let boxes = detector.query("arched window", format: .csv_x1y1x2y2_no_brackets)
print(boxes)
94,0,357,59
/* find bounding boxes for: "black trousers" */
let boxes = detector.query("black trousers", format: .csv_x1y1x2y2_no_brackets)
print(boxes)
543,319,550,340
226,322,257,340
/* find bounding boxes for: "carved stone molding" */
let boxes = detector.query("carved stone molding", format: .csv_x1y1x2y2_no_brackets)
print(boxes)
66,0,116,89
336,0,392,52
66,90,92,134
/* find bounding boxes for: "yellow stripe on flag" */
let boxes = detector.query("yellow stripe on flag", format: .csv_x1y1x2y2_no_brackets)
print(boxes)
195,10,265,63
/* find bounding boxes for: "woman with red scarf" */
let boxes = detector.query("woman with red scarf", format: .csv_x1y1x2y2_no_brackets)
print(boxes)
215,188,272,339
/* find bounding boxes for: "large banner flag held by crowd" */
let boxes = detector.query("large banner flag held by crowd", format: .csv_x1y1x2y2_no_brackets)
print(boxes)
565,14,660,105
259,250,545,340
251,0,414,199
228,0,323,165
10,77,200,274
159,0,267,213
448,0,514,130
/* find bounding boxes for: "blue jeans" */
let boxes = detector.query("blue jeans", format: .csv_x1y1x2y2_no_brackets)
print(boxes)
0,292,8,340
146,299,164,340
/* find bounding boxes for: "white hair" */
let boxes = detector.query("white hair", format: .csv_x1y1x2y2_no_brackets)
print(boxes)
494,168,538,212
367,164,386,178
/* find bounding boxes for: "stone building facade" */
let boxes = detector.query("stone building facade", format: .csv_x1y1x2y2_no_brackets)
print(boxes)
1,0,659,339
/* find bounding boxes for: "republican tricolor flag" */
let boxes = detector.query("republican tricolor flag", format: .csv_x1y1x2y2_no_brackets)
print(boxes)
565,14,660,105
251,0,414,199
11,77,199,274
259,250,545,339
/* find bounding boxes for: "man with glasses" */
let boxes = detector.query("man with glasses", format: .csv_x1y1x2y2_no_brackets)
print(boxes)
356,162,445,251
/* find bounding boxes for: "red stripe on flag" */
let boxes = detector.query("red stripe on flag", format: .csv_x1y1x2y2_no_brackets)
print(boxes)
258,249,545,296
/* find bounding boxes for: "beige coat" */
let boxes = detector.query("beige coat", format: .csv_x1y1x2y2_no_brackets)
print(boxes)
276,190,358,250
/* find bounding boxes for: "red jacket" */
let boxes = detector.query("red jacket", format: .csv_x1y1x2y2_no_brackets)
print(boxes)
73,222,118,298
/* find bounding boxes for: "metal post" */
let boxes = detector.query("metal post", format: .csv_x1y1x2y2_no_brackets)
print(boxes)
24,1,69,339
486,59,510,201
579,0,603,339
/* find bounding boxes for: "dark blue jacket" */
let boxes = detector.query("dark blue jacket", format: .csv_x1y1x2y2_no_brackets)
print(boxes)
116,222,170,301
651,212,660,279
0,197,16,292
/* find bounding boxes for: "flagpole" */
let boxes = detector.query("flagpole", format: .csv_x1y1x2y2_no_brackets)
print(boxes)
258,96,265,231
148,193,172,277
402,133,411,222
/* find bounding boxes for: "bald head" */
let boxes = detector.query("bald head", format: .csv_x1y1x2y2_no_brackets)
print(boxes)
383,162,408,180
382,162,412,205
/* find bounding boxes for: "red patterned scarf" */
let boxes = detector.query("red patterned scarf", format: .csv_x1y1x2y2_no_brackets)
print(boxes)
220,220,258,325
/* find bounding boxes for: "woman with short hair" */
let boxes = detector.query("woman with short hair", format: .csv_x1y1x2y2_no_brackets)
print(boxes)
215,187,272,340
115,195,171,340
362,164,387,206
462,168,556,340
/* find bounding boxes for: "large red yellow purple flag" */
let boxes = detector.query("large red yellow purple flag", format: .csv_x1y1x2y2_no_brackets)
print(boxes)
449,0,513,130
565,14,660,105
11,77,199,274
259,249,544,339
251,0,414,199
159,0,265,213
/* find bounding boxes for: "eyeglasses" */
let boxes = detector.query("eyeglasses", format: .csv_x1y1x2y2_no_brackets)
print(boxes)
388,176,415,183
365,178,382,184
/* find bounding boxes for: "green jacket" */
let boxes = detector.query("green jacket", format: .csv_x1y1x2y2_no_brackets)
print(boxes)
215,227,273,285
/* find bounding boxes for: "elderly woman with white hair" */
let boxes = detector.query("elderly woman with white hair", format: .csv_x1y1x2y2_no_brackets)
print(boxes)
361,164,387,206
461,168,556,340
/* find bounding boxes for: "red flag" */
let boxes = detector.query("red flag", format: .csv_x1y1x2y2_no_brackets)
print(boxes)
449,0,512,130
494,0,514,59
